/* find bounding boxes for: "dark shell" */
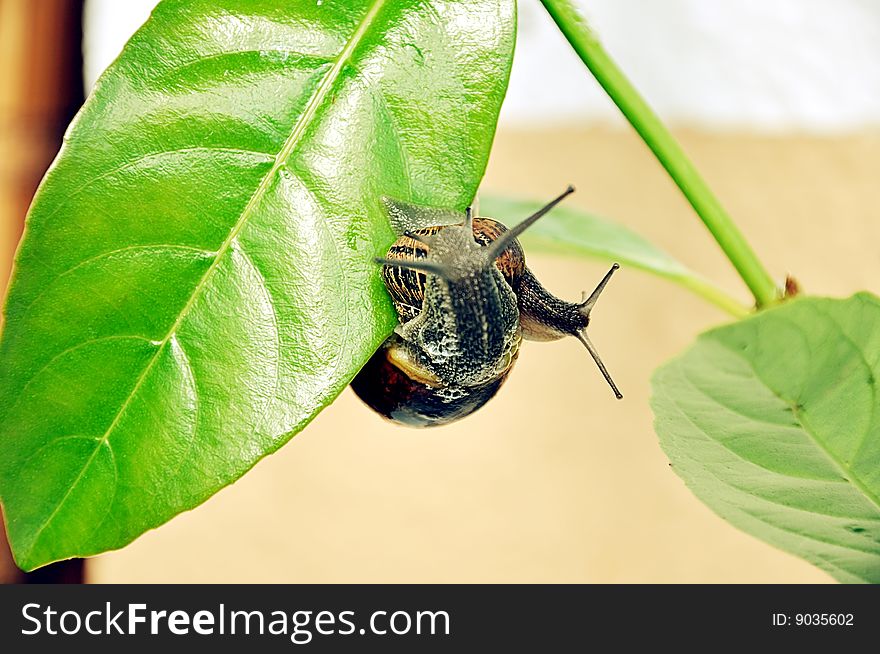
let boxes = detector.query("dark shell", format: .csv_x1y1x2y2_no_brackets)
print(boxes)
380,217,526,324
350,335,518,427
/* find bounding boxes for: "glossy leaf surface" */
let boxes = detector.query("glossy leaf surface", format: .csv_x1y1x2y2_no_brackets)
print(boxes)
0,0,515,569
652,294,880,583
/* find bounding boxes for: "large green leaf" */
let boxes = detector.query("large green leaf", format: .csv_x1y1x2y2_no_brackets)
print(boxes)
0,0,515,570
652,293,880,583
481,195,746,317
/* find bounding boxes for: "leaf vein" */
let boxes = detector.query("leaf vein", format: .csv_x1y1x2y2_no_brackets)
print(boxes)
812,305,879,466
154,48,334,80
20,245,215,322
713,336,880,514
665,392,880,559
673,365,852,486
35,147,274,231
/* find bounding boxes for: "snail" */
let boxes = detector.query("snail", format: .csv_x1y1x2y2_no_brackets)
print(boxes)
351,186,621,427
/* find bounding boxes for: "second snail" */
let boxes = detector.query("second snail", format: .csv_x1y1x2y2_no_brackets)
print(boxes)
351,186,622,427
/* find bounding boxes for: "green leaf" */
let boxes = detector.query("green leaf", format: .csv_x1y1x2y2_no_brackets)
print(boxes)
480,195,748,318
0,0,515,570
652,293,880,583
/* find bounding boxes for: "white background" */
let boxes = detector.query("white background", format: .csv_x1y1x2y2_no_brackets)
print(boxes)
84,0,880,132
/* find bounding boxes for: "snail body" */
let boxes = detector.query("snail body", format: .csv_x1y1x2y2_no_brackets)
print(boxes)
351,187,621,427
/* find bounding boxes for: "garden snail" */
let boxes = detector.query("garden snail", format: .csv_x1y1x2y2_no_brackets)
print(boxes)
351,186,622,427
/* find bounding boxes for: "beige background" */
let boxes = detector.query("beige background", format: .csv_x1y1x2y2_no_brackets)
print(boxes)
47,126,872,583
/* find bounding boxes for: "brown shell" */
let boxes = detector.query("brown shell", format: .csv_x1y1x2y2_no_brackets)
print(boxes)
350,334,519,427
380,217,526,324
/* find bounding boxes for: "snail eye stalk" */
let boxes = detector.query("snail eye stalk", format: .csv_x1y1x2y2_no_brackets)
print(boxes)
484,185,575,260
580,263,620,315
576,263,622,399
575,330,623,400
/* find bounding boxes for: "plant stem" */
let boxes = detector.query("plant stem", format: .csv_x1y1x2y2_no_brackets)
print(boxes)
539,0,780,309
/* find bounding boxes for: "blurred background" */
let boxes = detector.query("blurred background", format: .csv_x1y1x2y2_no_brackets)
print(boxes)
2,0,879,583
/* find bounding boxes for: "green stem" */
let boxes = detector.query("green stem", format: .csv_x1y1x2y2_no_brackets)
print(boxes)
539,0,780,309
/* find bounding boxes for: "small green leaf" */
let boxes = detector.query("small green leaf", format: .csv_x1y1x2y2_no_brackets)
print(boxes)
652,293,880,583
481,195,748,317
0,0,515,570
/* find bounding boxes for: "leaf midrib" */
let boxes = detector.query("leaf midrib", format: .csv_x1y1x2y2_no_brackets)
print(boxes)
660,365,880,582
22,0,388,562
667,404,880,552
668,371,879,523
714,339,880,516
